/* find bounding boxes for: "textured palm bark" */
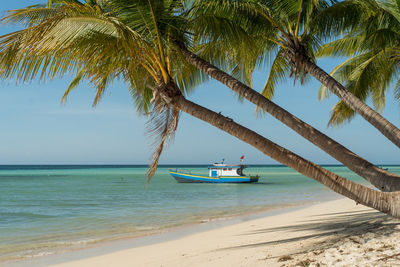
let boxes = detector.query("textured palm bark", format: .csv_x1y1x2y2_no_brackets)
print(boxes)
173,94,400,218
176,42,400,192
297,53,400,149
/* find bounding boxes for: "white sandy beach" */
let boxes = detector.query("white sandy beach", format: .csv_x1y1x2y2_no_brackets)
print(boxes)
24,197,396,267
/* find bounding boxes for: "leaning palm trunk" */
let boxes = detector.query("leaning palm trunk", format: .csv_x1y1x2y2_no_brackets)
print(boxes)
168,90,400,218
176,42,400,192
286,50,400,150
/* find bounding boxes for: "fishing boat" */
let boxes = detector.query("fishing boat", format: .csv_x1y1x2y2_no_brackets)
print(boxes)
169,161,259,183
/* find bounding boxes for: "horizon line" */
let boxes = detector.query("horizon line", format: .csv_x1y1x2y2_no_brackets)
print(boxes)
0,163,397,166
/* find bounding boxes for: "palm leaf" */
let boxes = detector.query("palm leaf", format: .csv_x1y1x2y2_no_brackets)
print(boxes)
61,70,85,104
146,104,180,182
316,35,364,58
394,77,400,101
328,100,356,126
260,48,290,100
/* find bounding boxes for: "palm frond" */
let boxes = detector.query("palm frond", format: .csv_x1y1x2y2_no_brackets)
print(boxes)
376,0,400,22
2,7,60,27
328,100,356,126
394,77,400,101
61,70,85,104
315,34,365,58
146,103,179,182
0,3,156,84
260,48,290,100
309,0,372,40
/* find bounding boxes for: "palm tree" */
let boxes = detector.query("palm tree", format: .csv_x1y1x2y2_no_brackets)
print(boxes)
0,0,199,179
2,0,400,217
176,42,400,192
187,0,400,149
316,0,400,125
179,96,400,218
171,1,400,191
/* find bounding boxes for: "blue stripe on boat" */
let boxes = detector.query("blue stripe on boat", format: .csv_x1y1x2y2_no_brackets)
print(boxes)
169,171,259,183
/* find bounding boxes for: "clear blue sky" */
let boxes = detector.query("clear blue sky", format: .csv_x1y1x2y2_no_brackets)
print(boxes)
0,0,399,165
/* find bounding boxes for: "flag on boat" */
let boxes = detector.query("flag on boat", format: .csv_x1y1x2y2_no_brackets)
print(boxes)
240,155,244,162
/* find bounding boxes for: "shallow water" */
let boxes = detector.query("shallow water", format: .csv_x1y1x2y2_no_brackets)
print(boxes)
0,165,397,262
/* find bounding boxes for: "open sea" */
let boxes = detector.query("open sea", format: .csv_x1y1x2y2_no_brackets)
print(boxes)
1,164,398,263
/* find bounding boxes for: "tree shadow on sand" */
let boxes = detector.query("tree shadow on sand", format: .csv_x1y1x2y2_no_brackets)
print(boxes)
218,208,400,253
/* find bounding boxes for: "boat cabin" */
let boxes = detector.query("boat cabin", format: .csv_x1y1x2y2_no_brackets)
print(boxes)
208,163,246,177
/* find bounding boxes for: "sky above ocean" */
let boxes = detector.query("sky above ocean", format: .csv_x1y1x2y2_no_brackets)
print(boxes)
0,0,399,165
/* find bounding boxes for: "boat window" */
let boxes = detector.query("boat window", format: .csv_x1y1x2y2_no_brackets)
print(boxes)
228,168,232,171
223,168,227,171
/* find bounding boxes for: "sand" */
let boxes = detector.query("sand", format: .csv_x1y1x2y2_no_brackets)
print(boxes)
26,197,396,267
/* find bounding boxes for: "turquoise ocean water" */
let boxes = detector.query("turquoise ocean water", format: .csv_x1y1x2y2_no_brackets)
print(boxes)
1,165,398,263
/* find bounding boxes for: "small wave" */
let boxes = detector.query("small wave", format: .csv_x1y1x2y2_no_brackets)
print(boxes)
198,216,232,224
24,251,55,258
135,225,158,230
0,238,103,264
52,239,100,246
